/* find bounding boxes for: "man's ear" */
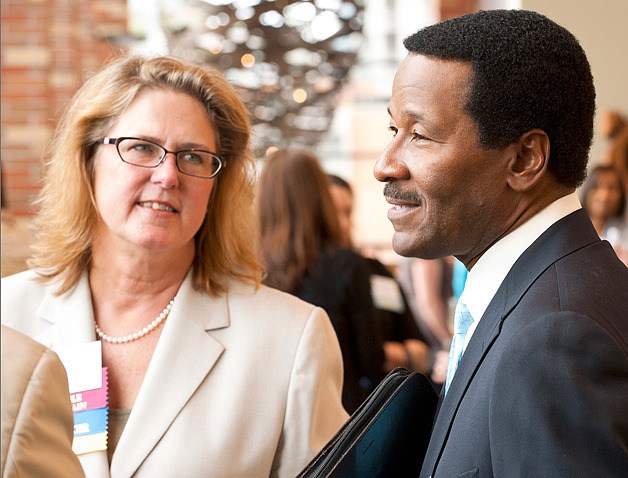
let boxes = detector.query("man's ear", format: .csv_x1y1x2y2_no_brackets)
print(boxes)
507,129,550,192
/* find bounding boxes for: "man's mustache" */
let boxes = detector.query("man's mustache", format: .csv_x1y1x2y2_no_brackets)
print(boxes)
383,182,421,203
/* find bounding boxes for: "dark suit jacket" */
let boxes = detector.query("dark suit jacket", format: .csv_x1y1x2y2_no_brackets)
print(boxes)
420,209,628,477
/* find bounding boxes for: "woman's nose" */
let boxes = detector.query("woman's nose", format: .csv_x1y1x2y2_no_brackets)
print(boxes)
151,153,180,188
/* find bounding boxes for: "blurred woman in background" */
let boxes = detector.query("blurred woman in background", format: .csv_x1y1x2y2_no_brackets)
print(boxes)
579,164,627,264
257,148,387,413
327,174,431,377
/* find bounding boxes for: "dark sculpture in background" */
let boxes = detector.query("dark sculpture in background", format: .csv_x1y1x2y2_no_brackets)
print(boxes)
158,0,365,157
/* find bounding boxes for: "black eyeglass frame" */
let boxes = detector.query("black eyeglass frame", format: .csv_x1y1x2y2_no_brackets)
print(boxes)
100,137,225,179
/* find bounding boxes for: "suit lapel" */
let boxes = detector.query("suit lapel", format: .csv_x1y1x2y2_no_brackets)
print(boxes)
422,209,600,476
111,273,228,477
35,273,97,348
35,274,112,478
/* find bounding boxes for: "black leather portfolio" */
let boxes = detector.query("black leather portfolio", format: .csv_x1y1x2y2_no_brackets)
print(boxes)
297,367,438,478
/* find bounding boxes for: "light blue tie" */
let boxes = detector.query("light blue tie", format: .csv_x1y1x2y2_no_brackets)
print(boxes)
444,300,474,396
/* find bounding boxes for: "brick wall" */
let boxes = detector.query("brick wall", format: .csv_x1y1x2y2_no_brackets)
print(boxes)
1,0,127,215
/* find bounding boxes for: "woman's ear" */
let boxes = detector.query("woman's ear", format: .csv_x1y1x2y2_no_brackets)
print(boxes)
507,129,550,192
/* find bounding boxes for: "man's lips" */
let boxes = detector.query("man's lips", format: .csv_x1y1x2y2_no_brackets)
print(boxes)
138,201,177,213
383,182,422,224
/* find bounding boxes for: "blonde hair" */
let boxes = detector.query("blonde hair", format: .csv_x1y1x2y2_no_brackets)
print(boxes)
29,54,264,295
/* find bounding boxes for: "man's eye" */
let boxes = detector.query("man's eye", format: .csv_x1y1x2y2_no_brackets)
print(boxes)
388,126,398,137
412,131,429,141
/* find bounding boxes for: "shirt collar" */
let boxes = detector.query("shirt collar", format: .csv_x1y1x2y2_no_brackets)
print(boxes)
461,192,581,323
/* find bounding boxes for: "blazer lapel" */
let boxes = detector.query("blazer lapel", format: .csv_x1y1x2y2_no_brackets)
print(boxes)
422,209,600,476
35,273,97,348
35,274,112,478
111,273,228,478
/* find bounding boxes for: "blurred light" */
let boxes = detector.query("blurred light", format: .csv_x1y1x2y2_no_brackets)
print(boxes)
200,0,233,5
235,7,255,20
331,32,363,53
293,88,307,103
228,22,250,43
154,0,364,157
315,0,341,10
310,11,341,41
318,62,334,75
283,2,317,23
284,48,322,67
260,10,285,28
246,35,266,49
241,53,256,67
338,2,357,20
205,12,230,29
265,146,279,157
233,0,262,7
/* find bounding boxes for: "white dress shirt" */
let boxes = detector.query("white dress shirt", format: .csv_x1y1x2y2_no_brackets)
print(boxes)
461,192,582,349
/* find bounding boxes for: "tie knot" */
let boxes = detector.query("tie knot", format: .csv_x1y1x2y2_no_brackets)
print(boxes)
454,301,474,334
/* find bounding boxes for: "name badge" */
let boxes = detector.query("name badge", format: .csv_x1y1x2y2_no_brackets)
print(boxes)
370,274,405,313
56,341,109,455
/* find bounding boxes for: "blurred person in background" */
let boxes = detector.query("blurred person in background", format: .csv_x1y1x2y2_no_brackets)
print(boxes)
397,257,453,389
599,110,628,195
257,149,387,414
327,174,431,376
579,164,627,264
1,54,348,477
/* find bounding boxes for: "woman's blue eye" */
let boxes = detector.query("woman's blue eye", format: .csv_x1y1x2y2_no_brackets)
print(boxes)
180,152,204,165
135,144,154,152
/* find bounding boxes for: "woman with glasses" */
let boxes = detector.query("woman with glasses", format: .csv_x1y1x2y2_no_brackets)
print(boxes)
1,55,348,477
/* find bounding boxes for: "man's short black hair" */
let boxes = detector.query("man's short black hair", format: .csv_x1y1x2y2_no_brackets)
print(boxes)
404,9,595,188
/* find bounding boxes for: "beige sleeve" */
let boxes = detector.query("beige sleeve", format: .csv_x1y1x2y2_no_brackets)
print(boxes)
1,326,85,478
273,307,349,478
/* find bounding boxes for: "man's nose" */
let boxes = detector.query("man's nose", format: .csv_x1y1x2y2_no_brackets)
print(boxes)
374,142,409,183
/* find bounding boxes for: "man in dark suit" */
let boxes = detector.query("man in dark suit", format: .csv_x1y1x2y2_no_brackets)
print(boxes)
374,9,628,477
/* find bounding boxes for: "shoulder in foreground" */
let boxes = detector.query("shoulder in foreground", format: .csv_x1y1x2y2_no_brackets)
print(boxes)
1,324,47,358
1,269,47,297
1,270,50,325
226,278,319,314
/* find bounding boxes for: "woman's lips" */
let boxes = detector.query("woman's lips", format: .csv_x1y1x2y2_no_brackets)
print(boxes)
138,201,177,213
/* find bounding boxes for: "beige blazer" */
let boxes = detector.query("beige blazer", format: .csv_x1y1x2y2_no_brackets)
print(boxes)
1,270,349,478
1,325,85,478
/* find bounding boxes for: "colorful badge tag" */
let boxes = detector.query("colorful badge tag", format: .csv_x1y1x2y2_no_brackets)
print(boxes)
56,341,109,455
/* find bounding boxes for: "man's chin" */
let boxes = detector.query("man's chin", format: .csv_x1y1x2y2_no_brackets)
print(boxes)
391,232,419,258
392,232,444,259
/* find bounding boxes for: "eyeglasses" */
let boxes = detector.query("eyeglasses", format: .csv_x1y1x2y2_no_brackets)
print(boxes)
100,137,224,179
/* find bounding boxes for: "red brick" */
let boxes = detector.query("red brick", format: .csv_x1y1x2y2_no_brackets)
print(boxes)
1,0,128,215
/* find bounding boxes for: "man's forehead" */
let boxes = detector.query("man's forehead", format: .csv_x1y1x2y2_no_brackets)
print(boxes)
388,57,472,117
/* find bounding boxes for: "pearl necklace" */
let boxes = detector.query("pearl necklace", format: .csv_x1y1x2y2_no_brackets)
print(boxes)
94,299,174,344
